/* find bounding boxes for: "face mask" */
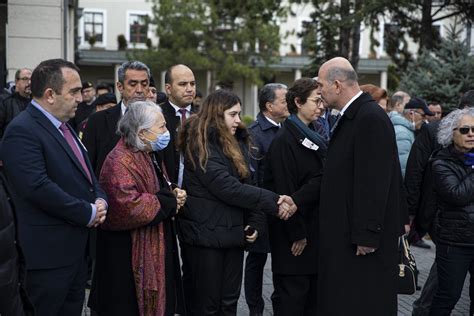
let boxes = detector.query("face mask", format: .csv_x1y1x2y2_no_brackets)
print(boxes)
145,130,170,151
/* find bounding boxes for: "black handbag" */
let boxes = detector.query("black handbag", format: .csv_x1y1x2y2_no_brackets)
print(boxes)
397,235,417,295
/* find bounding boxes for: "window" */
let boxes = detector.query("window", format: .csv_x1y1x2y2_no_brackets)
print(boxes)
80,9,106,47
84,11,103,43
129,13,148,44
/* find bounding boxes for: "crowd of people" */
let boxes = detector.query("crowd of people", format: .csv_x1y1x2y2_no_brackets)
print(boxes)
0,56,473,316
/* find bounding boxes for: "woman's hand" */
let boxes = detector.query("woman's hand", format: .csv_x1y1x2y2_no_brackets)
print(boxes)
245,225,258,243
291,238,307,256
174,188,187,212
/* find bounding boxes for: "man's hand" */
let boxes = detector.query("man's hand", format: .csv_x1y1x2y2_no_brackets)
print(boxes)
174,188,187,212
356,245,377,256
87,199,107,228
277,195,297,220
291,238,307,256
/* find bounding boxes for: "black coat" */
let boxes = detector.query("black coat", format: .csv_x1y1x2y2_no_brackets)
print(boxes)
263,119,325,275
160,101,195,184
317,93,404,315
178,127,280,248
68,101,96,133
247,112,280,253
82,103,122,177
0,93,30,139
0,172,34,316
432,146,474,246
405,121,440,213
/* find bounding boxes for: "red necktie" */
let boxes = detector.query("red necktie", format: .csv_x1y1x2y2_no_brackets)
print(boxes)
59,123,92,183
178,109,187,126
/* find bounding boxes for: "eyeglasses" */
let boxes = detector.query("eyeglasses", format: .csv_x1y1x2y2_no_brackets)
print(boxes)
17,77,31,81
453,126,474,135
307,97,323,105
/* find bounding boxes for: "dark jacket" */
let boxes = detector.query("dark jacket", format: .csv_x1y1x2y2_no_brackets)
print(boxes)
0,93,31,139
0,172,34,316
432,146,474,246
160,101,196,184
82,103,122,177
263,119,325,275
247,112,280,253
178,127,279,248
0,104,107,269
317,93,403,315
68,100,96,133
248,112,280,187
405,121,441,215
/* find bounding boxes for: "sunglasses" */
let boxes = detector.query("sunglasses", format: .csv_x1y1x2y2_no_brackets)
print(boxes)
454,126,474,135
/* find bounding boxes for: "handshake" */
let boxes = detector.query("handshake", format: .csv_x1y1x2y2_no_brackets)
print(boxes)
277,195,297,220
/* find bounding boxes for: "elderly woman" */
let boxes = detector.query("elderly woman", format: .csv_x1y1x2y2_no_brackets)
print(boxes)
89,101,186,316
429,108,474,315
263,77,326,315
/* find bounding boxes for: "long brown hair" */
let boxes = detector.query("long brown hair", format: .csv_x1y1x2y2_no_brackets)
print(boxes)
179,89,250,179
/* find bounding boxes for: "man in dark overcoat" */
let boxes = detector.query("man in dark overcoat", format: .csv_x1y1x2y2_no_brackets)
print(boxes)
316,57,404,315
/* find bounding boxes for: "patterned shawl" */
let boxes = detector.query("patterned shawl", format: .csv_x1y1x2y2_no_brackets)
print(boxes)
100,138,167,316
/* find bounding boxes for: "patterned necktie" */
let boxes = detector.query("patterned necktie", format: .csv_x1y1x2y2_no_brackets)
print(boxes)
178,109,187,126
59,123,92,183
330,114,342,136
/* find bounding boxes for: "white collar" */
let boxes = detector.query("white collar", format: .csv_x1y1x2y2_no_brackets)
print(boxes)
120,102,126,116
340,91,363,117
263,114,280,127
169,101,191,114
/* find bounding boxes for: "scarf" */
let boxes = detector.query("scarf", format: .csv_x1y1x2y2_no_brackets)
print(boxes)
464,152,474,166
287,114,328,152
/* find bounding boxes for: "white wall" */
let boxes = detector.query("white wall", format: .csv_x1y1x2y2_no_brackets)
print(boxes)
6,0,75,80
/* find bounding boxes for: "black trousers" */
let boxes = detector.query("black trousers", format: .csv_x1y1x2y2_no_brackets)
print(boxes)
430,244,474,315
26,257,87,316
181,243,243,316
244,252,268,314
272,273,317,316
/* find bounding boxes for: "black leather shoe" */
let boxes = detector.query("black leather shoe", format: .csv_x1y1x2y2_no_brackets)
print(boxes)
412,239,431,249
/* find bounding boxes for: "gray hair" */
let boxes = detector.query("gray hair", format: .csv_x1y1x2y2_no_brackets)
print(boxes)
117,100,162,151
437,108,474,147
258,83,287,112
117,61,151,84
327,66,358,85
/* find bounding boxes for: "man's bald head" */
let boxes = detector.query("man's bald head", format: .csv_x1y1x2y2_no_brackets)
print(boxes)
317,57,360,110
321,57,358,85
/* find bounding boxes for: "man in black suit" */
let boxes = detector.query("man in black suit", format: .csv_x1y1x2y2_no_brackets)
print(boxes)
315,57,404,315
82,61,151,176
0,59,107,316
160,64,196,185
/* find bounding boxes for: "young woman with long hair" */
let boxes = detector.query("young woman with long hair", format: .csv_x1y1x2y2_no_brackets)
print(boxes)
177,89,293,315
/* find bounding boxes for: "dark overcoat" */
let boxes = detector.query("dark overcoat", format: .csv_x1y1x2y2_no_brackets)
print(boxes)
263,119,325,275
317,93,404,315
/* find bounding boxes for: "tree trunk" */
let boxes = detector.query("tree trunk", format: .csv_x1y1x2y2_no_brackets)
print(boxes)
419,0,433,52
350,0,362,71
339,0,351,58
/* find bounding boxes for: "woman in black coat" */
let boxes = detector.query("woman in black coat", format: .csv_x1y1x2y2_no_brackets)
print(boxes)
429,108,474,315
177,89,294,316
263,78,326,315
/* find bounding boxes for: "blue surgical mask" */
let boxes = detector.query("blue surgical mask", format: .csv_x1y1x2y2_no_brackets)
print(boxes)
146,130,170,151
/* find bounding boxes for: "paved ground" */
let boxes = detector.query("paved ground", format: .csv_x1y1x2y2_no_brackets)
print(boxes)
83,240,471,315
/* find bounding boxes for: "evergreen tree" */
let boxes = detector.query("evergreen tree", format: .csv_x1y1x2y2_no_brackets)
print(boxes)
134,0,285,89
399,25,474,111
